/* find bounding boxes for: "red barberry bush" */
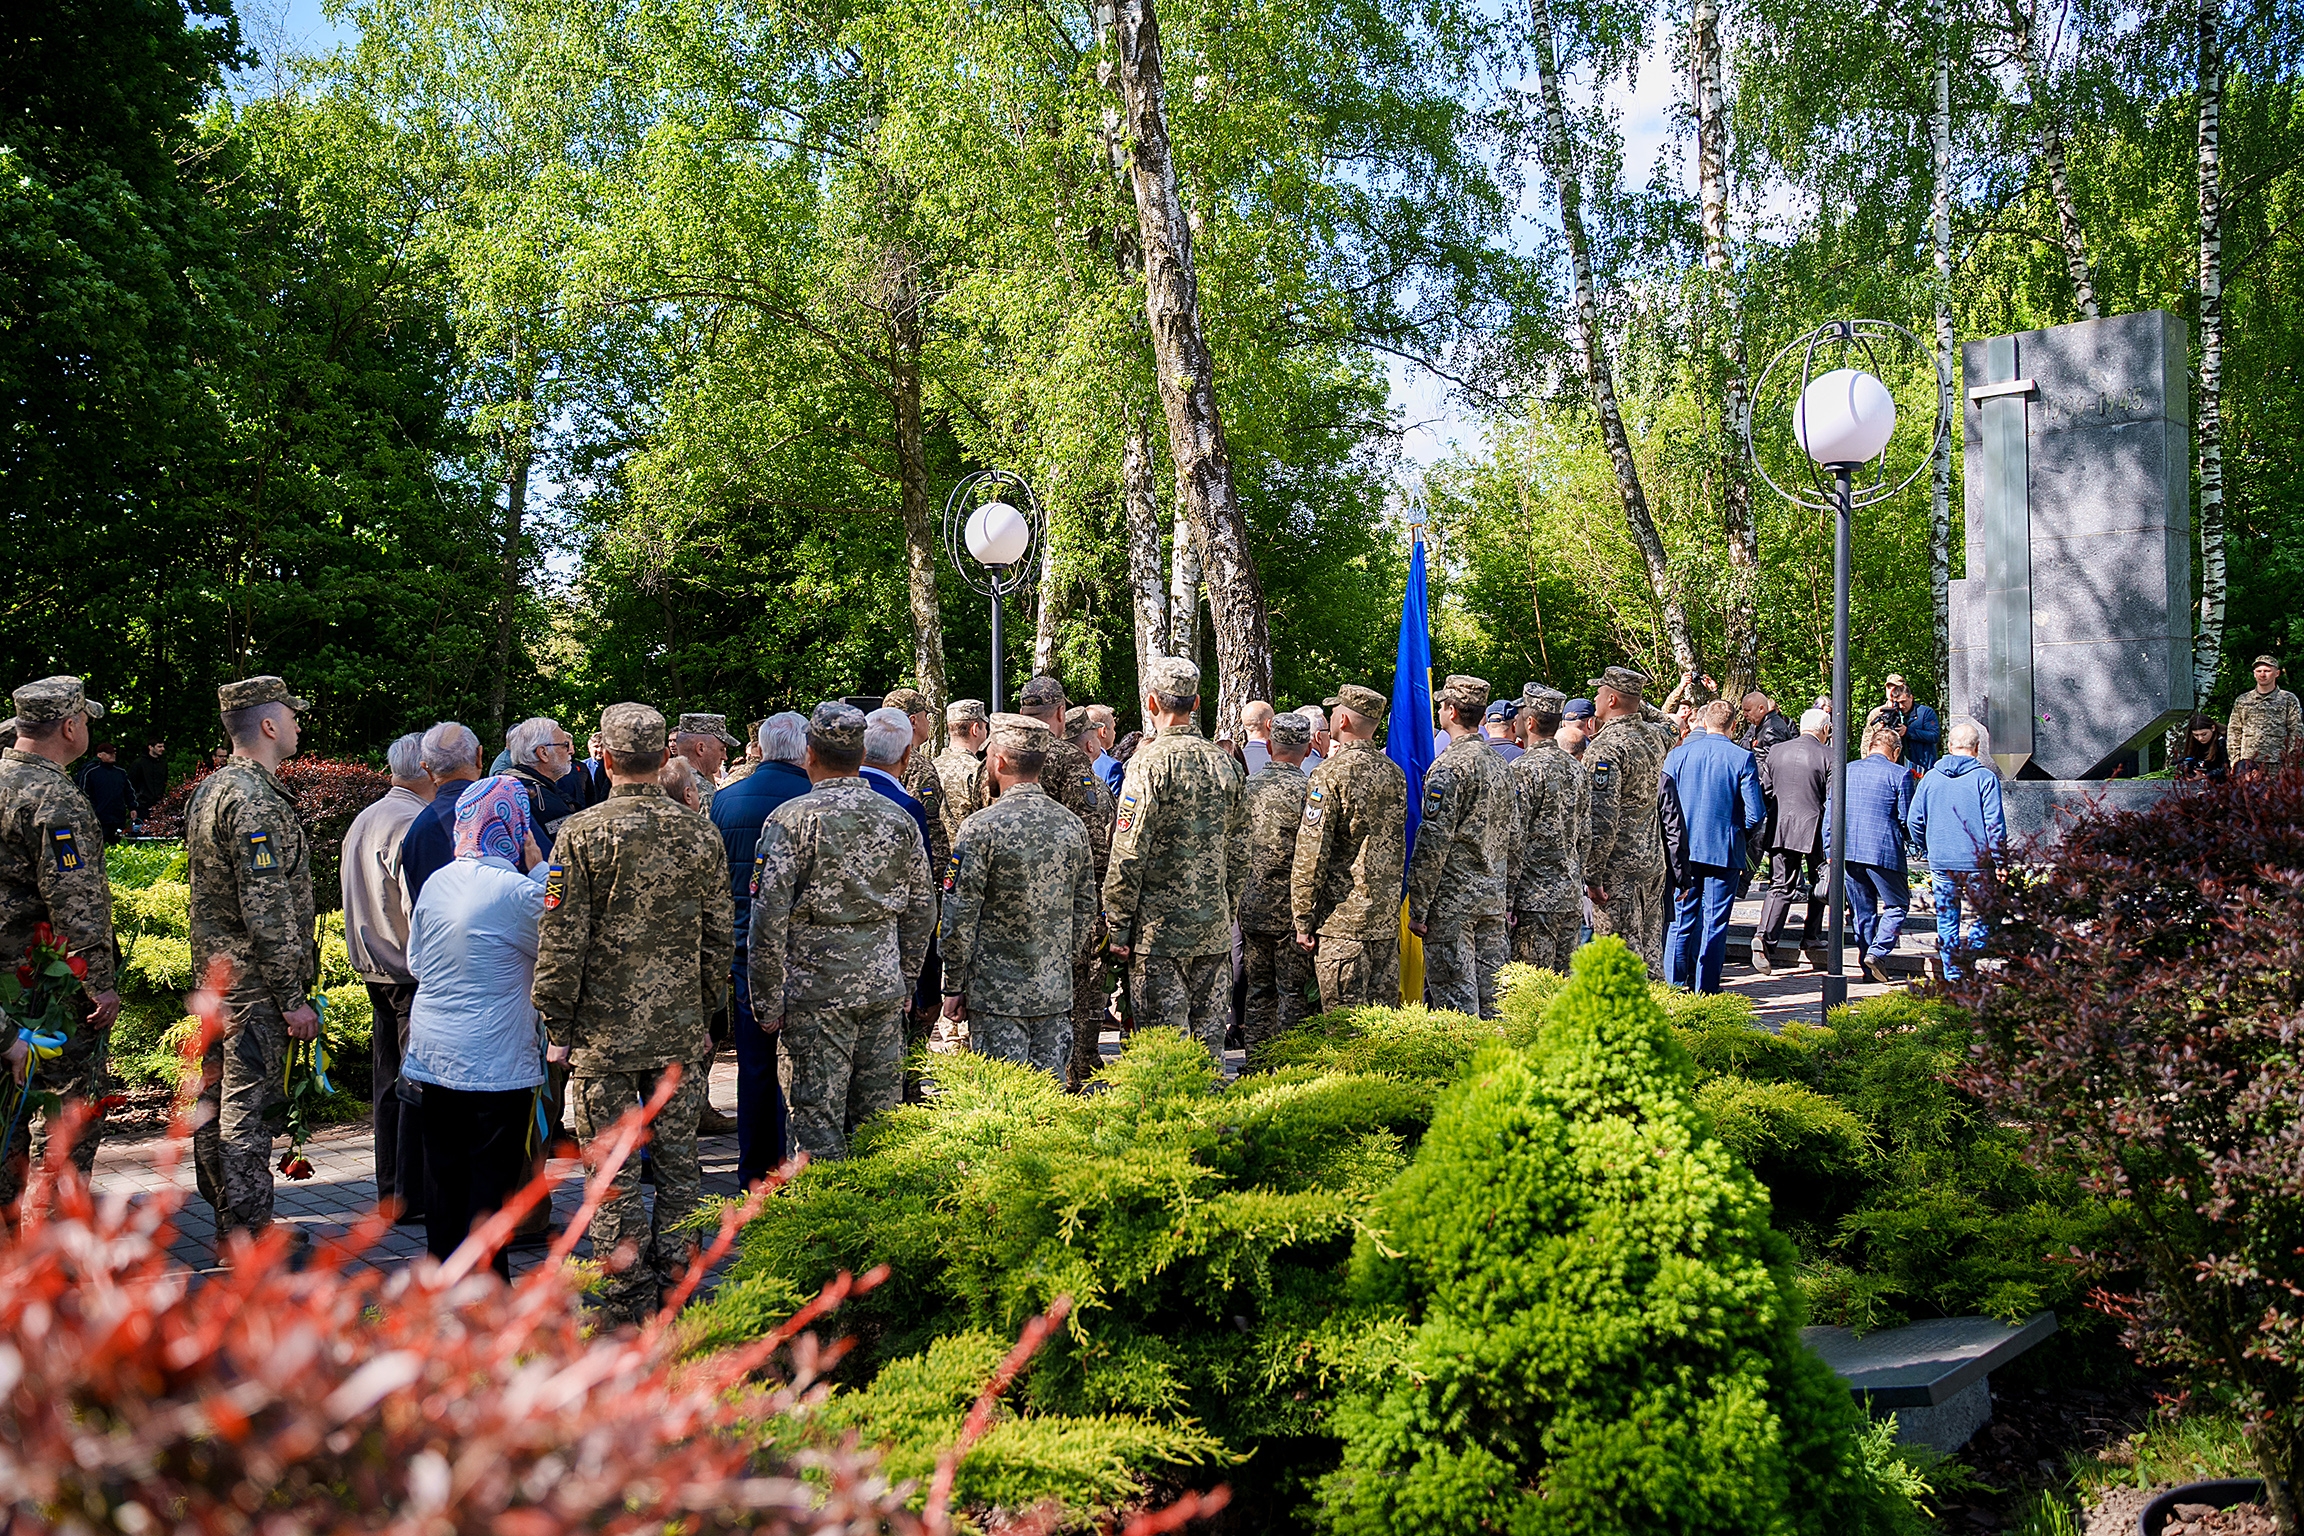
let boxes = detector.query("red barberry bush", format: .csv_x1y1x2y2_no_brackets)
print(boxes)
1955,759,2304,1534
138,756,387,900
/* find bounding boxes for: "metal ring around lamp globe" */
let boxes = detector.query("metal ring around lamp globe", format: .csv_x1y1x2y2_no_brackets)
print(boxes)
1744,318,1948,513
941,469,1042,598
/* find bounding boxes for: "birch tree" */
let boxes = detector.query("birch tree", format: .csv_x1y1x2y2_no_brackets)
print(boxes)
1930,0,1956,708
2192,0,2226,703
2004,0,2100,317
1692,0,1757,692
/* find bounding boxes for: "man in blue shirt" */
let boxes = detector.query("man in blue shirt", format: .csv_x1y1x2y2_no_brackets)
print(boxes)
708,713,810,1185
1908,718,2005,979
1886,675,1941,773
1833,721,1916,983
1661,699,1767,993
1085,704,1124,795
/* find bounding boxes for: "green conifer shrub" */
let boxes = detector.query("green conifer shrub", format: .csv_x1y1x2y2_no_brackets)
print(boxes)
1323,938,1918,1535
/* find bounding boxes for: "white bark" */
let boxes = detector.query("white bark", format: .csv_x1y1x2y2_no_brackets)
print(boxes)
1032,512,1061,678
1693,0,1755,692
2193,0,2226,705
1123,402,1169,704
1931,4,1956,709
1531,0,1697,674
1168,498,1202,664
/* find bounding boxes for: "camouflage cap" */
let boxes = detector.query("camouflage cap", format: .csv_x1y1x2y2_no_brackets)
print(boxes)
1063,704,1089,736
2255,654,2282,671
1586,665,1652,700
14,676,108,724
1436,674,1490,711
1523,682,1568,713
945,697,989,726
808,701,868,756
677,712,742,750
1331,683,1387,723
600,702,668,754
216,676,303,714
1268,711,1312,751
987,711,1052,753
883,687,931,716
1017,674,1069,710
1146,655,1200,700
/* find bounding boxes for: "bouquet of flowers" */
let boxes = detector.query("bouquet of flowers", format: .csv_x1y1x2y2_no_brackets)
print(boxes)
1,922,86,1171
276,993,332,1181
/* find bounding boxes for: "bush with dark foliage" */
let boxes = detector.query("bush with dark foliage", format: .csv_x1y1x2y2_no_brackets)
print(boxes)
138,755,388,903
1957,760,2304,1535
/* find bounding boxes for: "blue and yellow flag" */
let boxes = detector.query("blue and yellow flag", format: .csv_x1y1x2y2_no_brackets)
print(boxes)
1389,533,1436,1004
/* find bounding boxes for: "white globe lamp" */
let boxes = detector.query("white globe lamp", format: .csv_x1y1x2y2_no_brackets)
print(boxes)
964,500,1031,567
1793,367,1897,466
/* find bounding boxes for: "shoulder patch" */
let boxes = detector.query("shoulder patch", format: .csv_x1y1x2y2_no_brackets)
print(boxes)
750,849,766,898
1080,772,1096,793
1301,803,1324,828
1116,791,1139,835
1590,759,1614,792
942,851,961,893
51,827,82,873
543,862,566,909
245,831,276,871
1306,784,1324,803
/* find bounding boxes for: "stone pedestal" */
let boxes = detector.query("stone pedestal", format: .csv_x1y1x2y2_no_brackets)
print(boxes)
1947,312,2193,780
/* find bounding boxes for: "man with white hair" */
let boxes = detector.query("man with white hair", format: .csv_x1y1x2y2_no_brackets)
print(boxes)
503,715,580,854
339,731,434,1218
708,712,811,1183
1908,719,2005,980
399,721,483,909
861,706,935,859
1752,707,1832,972
1299,704,1329,770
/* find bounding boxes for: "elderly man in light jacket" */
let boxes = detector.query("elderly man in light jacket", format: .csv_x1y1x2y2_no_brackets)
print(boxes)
340,731,435,1219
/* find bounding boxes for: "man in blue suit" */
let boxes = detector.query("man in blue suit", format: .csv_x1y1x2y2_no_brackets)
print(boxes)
1834,720,1916,983
708,713,810,1186
1661,699,1767,993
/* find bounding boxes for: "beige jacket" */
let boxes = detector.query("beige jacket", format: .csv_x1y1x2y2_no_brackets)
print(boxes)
340,785,429,983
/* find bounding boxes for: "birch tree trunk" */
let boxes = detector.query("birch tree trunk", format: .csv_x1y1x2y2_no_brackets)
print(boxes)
1693,0,1756,694
2010,0,2099,319
487,355,536,740
1531,0,1697,675
1123,402,1169,704
1930,3,1956,710
1032,514,1061,678
2192,0,2226,705
1113,0,1274,725
1169,500,1202,665
889,257,951,716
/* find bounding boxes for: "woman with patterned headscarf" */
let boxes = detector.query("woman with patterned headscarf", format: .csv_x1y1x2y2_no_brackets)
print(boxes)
403,774,552,1277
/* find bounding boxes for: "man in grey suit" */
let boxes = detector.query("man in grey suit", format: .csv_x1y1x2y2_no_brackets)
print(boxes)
1753,707,1832,973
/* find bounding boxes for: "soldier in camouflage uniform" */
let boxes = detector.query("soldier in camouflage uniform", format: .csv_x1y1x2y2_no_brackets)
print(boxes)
1237,710,1315,1057
2228,655,2303,776
185,677,319,1241
933,700,988,847
1510,683,1588,971
533,702,733,1325
673,712,739,816
1001,675,1117,1087
939,714,1097,1078
1289,684,1408,1011
1404,676,1521,1019
0,677,123,1205
883,688,952,875
751,703,933,1161
1103,657,1245,1060
1582,665,1670,977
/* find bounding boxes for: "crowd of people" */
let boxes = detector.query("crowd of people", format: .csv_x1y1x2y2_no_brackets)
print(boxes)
3,649,2299,1322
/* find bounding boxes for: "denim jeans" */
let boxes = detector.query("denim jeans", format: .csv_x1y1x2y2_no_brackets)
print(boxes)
1844,863,1909,960
1931,872,1988,979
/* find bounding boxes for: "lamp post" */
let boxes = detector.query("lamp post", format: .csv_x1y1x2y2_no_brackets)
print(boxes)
1746,322,1946,1021
941,469,1042,714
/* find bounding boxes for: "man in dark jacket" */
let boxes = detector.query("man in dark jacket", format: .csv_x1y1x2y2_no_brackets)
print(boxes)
1908,719,2005,979
503,716,581,855
1754,707,1831,972
126,738,170,813
708,713,810,1185
1660,701,1767,993
77,743,137,842
1832,722,1915,984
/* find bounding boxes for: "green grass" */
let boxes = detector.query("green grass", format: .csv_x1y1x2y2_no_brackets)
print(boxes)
105,840,186,890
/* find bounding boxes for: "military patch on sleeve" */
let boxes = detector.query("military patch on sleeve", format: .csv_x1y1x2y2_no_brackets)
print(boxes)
245,831,276,871
1080,772,1096,794
750,850,766,898
50,827,82,873
1116,791,1139,834
543,862,566,910
1590,759,1614,792
942,851,961,893
1301,804,1324,828
1423,782,1442,813
1307,784,1325,804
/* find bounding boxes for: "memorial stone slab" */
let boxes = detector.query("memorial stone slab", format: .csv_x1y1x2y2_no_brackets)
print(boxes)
1802,1310,2059,1452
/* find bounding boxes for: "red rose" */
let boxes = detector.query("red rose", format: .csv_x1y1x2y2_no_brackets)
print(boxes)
15,966,31,987
66,954,87,979
283,1156,315,1180
31,922,54,949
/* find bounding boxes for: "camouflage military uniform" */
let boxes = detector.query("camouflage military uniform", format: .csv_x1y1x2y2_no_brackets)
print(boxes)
0,686,119,1202
750,747,933,1163
1236,756,1313,1056
2228,683,2303,767
941,774,1097,1079
1509,736,1588,970
186,747,317,1237
534,710,733,1325
1103,697,1244,1061
1289,711,1409,1012
1403,717,1521,1019
931,743,981,845
903,748,953,875
1584,712,1669,977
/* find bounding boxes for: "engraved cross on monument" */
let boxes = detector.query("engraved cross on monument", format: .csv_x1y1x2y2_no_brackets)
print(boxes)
1947,311,2193,780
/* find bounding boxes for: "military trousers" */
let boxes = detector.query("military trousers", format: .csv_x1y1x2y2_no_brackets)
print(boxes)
569,1063,703,1327
1423,913,1507,1019
778,1000,904,1163
1311,933,1400,1012
975,1012,1070,1080
193,992,289,1239
1240,929,1313,1060
1066,948,1107,1090
1590,858,1668,978
0,1016,109,1206
1127,952,1230,1063
1510,909,1581,972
